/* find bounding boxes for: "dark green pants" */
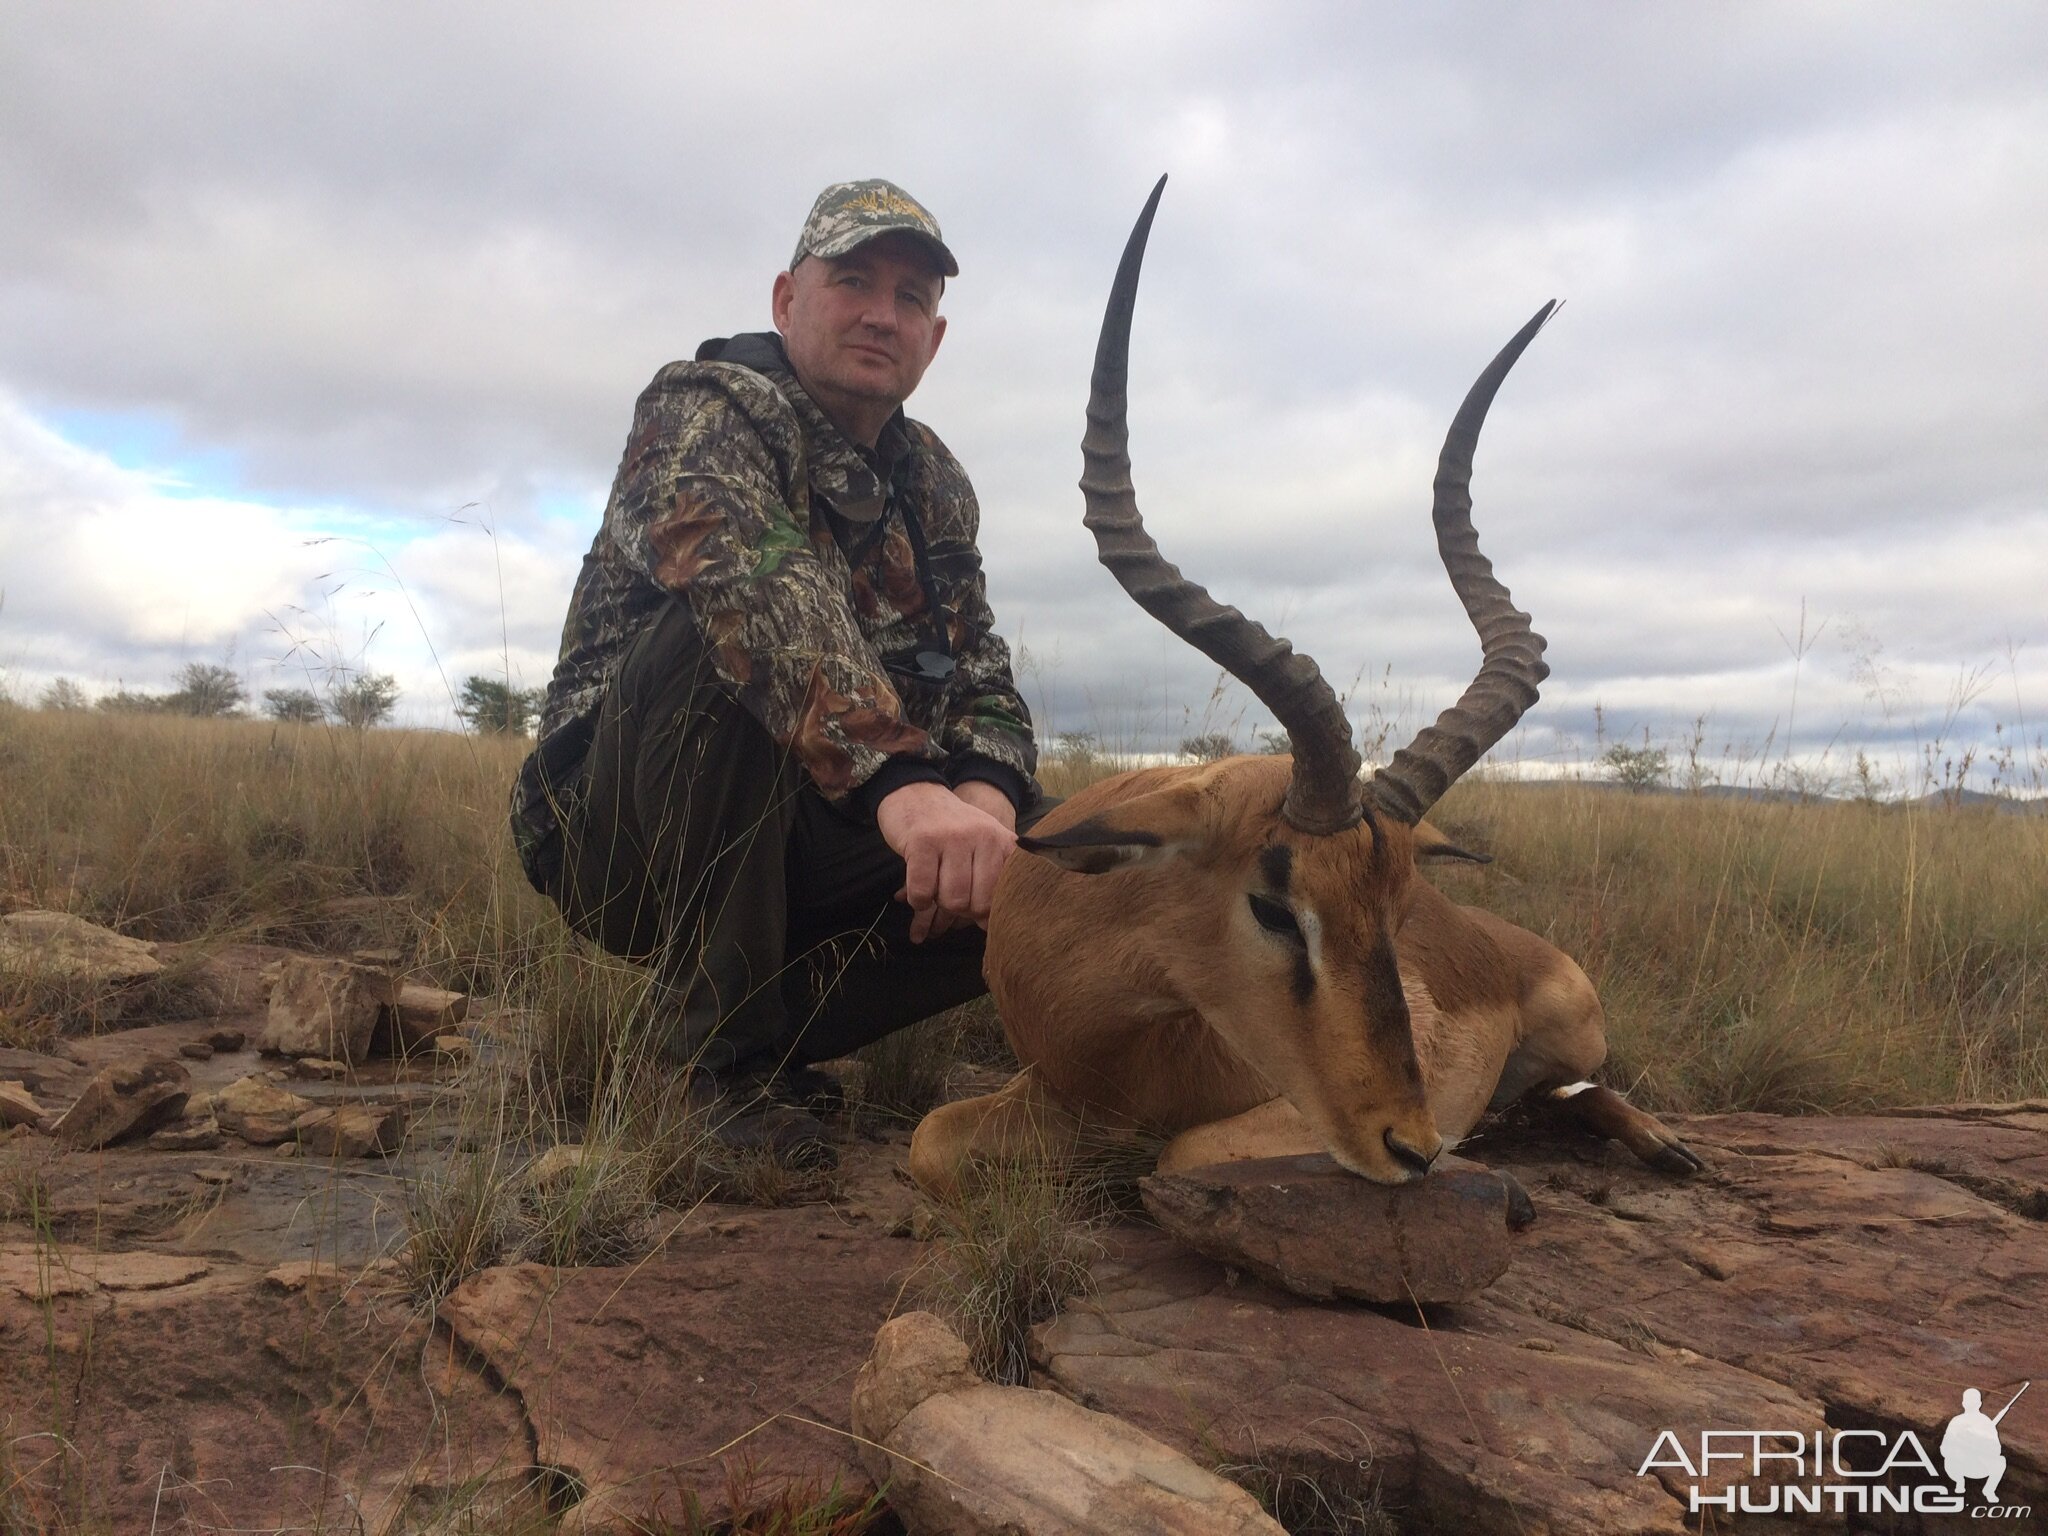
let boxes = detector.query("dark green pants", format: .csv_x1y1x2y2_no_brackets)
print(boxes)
556,600,1040,1076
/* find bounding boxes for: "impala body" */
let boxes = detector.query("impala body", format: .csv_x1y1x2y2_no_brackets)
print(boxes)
909,180,1700,1198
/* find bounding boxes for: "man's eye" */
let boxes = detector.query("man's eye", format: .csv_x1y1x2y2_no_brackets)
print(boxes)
898,289,928,312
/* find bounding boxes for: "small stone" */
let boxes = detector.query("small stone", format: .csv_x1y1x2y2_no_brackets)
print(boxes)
205,1027,246,1053
388,984,469,1051
526,1143,586,1187
259,957,387,1063
147,1113,224,1152
432,1034,473,1066
291,1057,350,1081
0,1080,45,1130
214,1074,316,1146
275,1141,300,1158
1139,1152,1515,1305
292,1102,408,1159
194,1166,236,1185
51,1058,191,1150
178,1040,215,1061
264,1259,337,1292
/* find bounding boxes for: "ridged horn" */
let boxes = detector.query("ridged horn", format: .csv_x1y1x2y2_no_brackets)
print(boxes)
1082,175,1363,835
1367,303,1557,826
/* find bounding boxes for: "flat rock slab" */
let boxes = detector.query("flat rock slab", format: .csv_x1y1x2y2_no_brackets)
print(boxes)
0,909,163,987
1042,1106,2048,1535
437,1201,920,1532
0,1255,534,1535
1140,1151,1512,1303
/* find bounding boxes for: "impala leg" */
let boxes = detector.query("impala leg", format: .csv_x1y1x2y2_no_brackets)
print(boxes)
906,1067,1091,1202
1545,1081,1703,1177
1155,1096,1321,1176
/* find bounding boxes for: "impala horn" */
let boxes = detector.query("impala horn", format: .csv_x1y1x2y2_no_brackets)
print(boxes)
1081,175,1364,835
1367,303,1556,825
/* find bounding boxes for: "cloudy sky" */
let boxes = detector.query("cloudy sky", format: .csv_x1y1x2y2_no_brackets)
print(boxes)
4,2,2044,794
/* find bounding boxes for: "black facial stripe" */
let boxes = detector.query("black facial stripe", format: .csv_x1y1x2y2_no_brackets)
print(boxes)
1258,843,1293,894
1361,935,1413,1051
1291,950,1315,1005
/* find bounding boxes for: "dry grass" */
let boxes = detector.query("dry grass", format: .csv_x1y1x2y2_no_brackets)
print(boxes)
1432,778,2048,1112
916,1156,1107,1386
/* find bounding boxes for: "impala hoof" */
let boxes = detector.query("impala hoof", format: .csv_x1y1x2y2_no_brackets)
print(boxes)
1649,1140,1705,1178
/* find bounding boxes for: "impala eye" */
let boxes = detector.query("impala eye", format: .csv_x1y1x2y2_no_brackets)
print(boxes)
1247,893,1302,942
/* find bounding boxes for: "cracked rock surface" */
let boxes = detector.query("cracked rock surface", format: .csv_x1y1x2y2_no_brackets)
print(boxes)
1034,1105,2048,1536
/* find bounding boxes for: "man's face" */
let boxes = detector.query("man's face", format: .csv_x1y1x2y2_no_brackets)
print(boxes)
773,233,947,421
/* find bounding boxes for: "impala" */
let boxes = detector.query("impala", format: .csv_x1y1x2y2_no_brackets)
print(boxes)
909,179,1701,1198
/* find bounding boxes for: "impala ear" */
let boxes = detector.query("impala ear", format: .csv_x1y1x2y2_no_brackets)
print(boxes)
1016,782,1210,876
1413,820,1492,865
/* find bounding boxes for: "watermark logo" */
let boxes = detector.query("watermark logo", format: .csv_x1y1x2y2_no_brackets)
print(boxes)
1637,1381,2031,1519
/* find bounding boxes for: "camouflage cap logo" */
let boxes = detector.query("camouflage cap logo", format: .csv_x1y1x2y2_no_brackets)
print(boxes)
792,178,959,278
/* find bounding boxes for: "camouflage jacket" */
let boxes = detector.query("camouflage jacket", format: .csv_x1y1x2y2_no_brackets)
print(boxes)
511,332,1035,884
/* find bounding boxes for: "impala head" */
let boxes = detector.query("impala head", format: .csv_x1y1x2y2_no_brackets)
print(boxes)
1023,176,1554,1183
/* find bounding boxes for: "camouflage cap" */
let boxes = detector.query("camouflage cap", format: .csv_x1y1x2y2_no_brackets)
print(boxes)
791,178,958,278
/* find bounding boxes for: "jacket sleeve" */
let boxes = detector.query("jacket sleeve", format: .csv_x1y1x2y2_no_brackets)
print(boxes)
908,427,1039,789
606,364,946,798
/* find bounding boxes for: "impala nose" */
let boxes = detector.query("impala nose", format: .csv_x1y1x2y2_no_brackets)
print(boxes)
1383,1129,1439,1180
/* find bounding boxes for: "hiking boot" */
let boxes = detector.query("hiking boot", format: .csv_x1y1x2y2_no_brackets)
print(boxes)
685,1068,838,1169
774,1064,847,1115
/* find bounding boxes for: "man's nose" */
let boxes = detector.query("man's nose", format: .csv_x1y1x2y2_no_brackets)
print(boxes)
860,295,900,332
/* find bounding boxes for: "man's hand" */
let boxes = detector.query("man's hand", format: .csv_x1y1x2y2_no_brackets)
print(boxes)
951,777,1017,833
876,780,1017,942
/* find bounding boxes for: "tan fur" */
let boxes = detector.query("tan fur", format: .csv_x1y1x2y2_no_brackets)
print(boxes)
910,754,1696,1197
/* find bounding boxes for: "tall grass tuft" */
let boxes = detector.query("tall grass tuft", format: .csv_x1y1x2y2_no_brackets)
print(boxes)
918,1158,1105,1386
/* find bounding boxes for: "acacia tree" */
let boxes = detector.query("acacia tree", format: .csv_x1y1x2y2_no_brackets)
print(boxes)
164,662,246,717
1179,732,1237,762
456,675,542,734
331,673,400,730
38,678,89,712
263,687,325,724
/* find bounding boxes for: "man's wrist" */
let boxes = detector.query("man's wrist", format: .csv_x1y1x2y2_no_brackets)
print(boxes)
854,757,949,820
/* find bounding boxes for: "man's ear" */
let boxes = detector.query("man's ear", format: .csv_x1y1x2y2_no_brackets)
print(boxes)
1018,781,1209,876
925,312,946,366
1413,819,1492,865
771,269,796,336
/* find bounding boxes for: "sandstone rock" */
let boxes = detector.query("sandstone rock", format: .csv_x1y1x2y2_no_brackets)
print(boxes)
526,1142,586,1187
433,1033,473,1065
291,1055,351,1080
386,983,469,1050
1039,1107,2048,1534
264,1259,339,1292
293,1102,407,1158
177,1040,215,1060
275,1141,300,1157
214,1074,315,1145
0,1080,44,1129
438,1201,914,1530
259,957,385,1062
205,1026,246,1053
50,1058,191,1149
1140,1151,1512,1303
0,1245,534,1535
0,1047,87,1097
147,1113,224,1152
0,909,163,988
854,1311,1283,1536
0,1246,209,1300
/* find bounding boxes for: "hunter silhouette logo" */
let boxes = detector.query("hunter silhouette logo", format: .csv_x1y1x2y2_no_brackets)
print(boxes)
1942,1382,2026,1503
1637,1379,2033,1519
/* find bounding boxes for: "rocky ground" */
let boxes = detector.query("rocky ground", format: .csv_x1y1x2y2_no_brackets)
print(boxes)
3,920,2044,1533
